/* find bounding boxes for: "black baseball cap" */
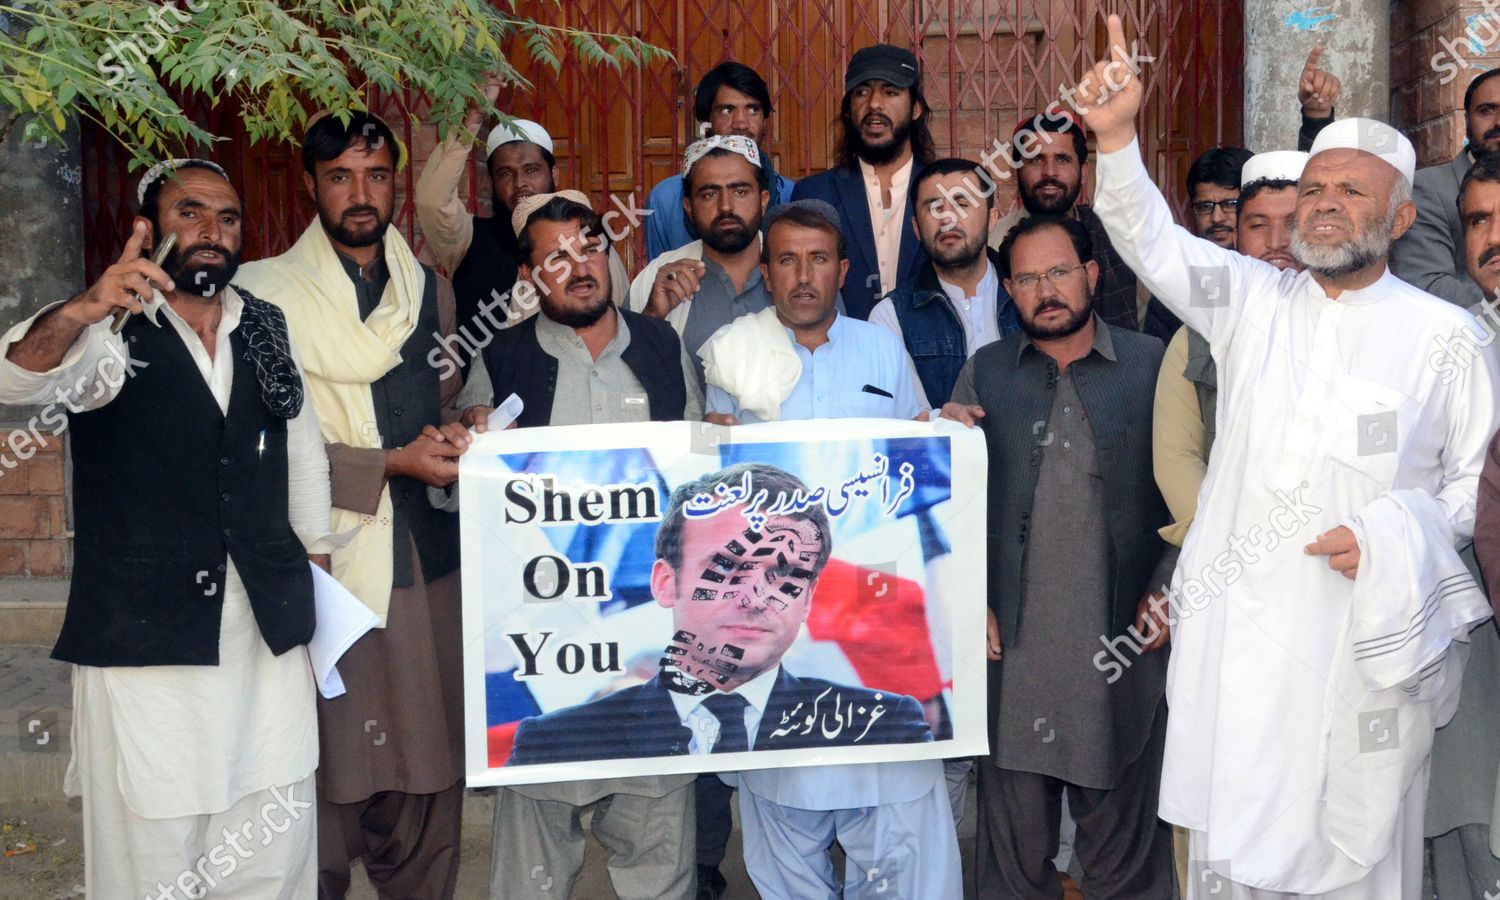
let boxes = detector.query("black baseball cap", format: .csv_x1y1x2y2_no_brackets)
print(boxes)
844,44,920,93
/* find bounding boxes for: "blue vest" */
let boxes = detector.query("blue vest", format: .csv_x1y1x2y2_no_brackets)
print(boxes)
890,250,1020,405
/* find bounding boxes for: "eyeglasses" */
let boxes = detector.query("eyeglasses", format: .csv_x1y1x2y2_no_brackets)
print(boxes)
1010,263,1087,292
1191,198,1240,215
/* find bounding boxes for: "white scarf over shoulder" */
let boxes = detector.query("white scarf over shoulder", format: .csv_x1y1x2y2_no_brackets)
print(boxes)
697,306,801,421
236,219,425,624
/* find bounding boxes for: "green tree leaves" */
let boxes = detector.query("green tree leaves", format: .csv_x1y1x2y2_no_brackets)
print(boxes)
0,0,670,167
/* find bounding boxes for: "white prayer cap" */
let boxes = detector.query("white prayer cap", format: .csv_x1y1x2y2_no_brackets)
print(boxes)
1307,117,1416,185
486,118,554,158
1240,150,1309,188
510,189,592,239
136,158,229,205
683,135,762,178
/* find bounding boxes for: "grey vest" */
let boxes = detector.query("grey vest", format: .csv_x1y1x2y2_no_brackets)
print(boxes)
968,324,1170,641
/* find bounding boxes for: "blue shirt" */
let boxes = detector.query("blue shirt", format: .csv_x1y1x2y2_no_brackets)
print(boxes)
708,310,943,812
705,312,926,423
645,172,798,261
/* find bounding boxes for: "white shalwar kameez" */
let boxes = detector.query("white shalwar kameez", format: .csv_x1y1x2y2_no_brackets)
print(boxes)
0,290,329,899
1093,138,1498,898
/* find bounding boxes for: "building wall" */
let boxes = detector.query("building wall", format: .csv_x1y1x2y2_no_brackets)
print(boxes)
1392,0,1500,165
1246,0,1391,152
0,121,81,578
4,6,1489,590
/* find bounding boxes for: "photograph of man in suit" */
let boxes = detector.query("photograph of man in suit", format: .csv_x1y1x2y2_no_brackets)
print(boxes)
505,461,934,765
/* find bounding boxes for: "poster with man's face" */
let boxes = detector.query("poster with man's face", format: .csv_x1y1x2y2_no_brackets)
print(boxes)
459,419,988,787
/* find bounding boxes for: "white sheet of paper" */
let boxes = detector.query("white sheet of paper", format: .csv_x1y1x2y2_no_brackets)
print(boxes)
308,562,379,699
486,393,524,432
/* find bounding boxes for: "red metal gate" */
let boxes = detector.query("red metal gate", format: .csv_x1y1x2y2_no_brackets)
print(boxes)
80,0,1243,279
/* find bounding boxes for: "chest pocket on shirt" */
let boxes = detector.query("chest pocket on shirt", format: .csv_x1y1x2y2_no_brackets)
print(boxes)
841,388,896,418
904,333,965,360
1325,373,1412,487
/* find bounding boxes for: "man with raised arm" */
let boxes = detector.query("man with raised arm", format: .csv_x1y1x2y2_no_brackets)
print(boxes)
1078,15,1497,898
0,161,328,898
414,91,629,360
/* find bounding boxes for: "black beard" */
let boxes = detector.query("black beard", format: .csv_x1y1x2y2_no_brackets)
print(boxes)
1473,126,1500,158
1020,178,1081,215
1019,293,1093,340
701,217,758,254
320,205,391,248
930,232,986,271
165,244,241,297
541,282,612,328
491,174,557,221
847,117,912,166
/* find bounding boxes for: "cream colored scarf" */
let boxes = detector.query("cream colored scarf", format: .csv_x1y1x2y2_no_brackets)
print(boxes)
236,219,425,624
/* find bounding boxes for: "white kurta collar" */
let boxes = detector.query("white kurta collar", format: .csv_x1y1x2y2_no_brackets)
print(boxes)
1305,266,1399,307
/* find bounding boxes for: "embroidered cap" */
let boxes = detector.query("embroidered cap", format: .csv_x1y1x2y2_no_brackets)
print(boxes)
683,135,762,178
136,158,230,205
510,189,593,239
1241,150,1310,187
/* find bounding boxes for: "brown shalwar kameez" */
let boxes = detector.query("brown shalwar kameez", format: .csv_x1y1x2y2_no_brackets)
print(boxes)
314,257,470,899
315,531,465,899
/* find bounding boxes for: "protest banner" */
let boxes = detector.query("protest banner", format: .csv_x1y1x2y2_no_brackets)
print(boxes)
460,418,988,787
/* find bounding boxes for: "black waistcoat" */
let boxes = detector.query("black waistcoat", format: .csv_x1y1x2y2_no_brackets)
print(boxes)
359,266,462,588
452,213,521,342
57,311,313,667
481,309,688,428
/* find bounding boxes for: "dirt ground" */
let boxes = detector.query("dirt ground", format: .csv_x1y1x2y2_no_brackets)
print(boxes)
0,800,85,900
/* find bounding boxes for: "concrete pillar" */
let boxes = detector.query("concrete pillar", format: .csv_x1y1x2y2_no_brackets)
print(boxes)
1244,0,1391,151
0,118,81,578
0,118,83,345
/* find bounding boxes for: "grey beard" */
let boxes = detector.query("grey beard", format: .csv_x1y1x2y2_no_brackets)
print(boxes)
1290,218,1393,278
